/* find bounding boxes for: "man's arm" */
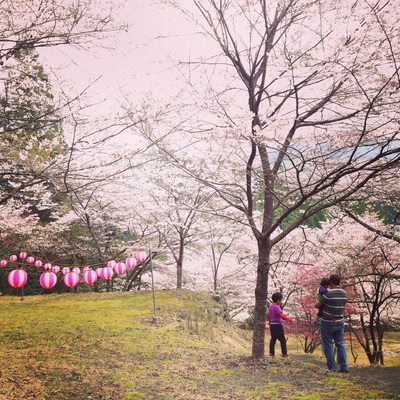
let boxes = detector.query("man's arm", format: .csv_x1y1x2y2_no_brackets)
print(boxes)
315,300,322,308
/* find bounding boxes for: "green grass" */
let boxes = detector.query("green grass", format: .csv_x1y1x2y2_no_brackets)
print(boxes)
0,290,398,400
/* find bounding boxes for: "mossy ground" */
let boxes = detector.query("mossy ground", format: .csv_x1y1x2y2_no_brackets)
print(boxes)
0,290,398,400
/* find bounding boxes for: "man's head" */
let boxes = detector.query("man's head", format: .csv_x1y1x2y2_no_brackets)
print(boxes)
329,274,341,286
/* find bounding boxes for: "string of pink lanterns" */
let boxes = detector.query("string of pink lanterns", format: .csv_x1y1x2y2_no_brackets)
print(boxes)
2,251,147,290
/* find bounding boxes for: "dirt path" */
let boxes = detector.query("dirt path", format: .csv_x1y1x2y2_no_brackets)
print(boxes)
295,353,400,397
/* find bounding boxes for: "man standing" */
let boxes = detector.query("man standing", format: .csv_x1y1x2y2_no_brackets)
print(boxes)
315,274,349,373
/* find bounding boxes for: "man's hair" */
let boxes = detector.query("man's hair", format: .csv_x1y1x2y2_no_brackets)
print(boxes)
320,278,330,286
329,274,341,285
272,292,283,303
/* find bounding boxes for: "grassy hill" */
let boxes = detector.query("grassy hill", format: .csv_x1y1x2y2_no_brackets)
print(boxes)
0,290,398,400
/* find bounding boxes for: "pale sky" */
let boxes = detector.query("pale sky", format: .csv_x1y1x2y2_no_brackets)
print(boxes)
40,1,215,114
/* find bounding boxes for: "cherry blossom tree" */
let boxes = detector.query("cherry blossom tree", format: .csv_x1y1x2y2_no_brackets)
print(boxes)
0,0,123,197
0,0,121,62
0,0,126,264
205,218,245,291
148,179,213,289
348,245,400,365
157,0,400,359
282,215,400,364
315,216,400,365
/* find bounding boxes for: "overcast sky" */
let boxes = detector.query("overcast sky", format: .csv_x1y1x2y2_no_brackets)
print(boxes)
40,1,215,114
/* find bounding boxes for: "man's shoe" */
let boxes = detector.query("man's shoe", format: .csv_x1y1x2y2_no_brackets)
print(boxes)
281,354,292,359
338,369,349,373
269,353,275,357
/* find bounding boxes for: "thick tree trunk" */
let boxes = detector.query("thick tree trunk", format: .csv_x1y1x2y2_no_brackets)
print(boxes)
251,238,271,359
176,237,184,289
177,260,183,289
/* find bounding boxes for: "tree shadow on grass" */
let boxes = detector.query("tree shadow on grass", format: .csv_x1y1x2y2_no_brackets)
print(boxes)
295,353,400,398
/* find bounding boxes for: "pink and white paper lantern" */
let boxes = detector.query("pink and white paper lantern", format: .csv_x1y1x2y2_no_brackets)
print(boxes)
83,270,97,285
114,262,126,275
26,256,35,264
52,265,60,274
62,267,70,275
100,266,113,280
34,260,43,268
1,260,7,267
8,269,28,288
44,263,52,270
125,257,137,269
40,272,57,289
107,260,116,269
72,267,81,275
19,252,27,260
10,255,17,262
64,272,79,287
96,268,103,276
136,251,147,262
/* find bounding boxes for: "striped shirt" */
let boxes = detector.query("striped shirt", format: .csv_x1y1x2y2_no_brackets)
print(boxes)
320,288,348,324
